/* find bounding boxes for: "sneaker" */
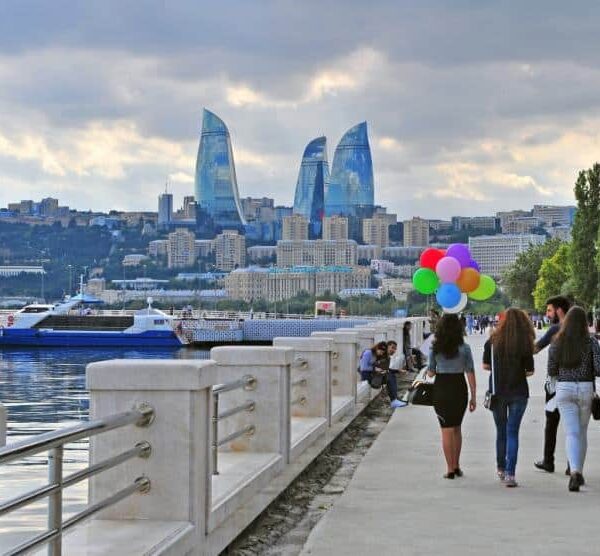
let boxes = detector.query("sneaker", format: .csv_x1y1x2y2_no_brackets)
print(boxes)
497,470,505,481
568,474,580,492
504,476,518,487
390,399,407,409
534,460,555,473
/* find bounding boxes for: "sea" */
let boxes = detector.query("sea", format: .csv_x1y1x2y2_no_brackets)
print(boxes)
0,346,209,551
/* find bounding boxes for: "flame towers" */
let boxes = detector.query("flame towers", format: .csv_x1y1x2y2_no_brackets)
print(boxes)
292,136,329,238
195,109,246,232
325,121,374,217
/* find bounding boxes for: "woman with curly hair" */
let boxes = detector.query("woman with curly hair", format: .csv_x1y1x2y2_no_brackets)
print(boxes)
427,314,476,479
483,308,535,487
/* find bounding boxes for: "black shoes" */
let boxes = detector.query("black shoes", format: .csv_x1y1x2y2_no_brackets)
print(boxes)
443,472,455,479
568,473,584,492
454,468,463,477
534,460,555,473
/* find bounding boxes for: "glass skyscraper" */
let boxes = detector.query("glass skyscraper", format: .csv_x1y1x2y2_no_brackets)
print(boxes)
292,136,329,238
325,121,374,217
194,109,246,232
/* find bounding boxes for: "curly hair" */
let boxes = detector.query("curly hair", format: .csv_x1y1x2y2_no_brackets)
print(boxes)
432,314,464,358
490,308,535,361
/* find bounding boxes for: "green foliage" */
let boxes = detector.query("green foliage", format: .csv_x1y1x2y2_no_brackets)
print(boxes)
533,243,572,311
572,164,600,306
502,238,564,309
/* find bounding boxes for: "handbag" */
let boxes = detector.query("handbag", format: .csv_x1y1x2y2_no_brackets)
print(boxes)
407,369,434,406
368,370,386,389
483,345,496,411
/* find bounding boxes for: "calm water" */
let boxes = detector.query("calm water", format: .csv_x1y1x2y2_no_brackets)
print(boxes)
0,346,209,551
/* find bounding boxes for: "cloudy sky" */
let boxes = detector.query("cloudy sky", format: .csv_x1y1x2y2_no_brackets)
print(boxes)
1,1,599,219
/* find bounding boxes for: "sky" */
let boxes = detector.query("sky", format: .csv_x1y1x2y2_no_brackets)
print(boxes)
1,1,599,219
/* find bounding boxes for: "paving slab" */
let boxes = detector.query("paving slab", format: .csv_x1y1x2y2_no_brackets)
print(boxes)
301,334,600,556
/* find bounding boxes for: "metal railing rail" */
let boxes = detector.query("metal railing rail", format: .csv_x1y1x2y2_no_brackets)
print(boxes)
0,403,154,556
212,376,256,475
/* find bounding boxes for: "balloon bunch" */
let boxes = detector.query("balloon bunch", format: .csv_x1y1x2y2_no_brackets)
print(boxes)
412,244,496,313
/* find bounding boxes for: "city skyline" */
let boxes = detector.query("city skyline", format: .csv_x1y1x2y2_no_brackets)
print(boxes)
1,2,599,219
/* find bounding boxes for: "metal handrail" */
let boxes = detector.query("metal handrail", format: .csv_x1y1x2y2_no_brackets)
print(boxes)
0,404,155,556
212,376,257,475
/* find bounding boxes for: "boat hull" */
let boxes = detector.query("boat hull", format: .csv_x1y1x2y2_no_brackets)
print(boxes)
0,328,183,347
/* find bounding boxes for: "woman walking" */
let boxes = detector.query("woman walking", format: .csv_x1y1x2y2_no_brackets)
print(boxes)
548,306,600,491
483,308,535,487
427,314,476,478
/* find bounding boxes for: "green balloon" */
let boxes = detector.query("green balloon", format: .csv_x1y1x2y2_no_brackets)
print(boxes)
468,274,496,301
413,268,439,295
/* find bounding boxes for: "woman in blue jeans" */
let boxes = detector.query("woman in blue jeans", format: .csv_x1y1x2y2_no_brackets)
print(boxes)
483,308,535,487
548,306,600,492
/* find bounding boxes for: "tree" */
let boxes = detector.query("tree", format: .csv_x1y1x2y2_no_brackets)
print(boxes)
571,164,600,307
502,238,563,309
533,243,572,311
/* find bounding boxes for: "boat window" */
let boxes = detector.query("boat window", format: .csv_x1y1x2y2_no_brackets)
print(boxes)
21,307,51,313
153,319,165,325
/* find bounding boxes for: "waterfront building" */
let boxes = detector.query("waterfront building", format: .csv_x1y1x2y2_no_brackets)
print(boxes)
532,205,576,227
322,216,349,240
276,239,358,267
194,109,246,231
168,229,197,269
158,192,173,228
225,265,370,302
282,214,309,241
293,136,329,237
215,230,246,271
325,122,374,217
362,215,390,247
469,234,546,277
403,217,429,247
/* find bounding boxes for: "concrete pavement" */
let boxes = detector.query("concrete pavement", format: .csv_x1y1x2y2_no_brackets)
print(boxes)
301,334,600,556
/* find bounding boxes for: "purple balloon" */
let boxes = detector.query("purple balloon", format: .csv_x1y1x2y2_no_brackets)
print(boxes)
436,256,461,283
468,259,480,272
446,244,471,268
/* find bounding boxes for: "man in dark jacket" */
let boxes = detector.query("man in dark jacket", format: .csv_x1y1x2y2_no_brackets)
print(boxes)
534,295,571,473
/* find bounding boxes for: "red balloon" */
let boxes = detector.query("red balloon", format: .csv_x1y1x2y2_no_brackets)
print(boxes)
420,248,446,270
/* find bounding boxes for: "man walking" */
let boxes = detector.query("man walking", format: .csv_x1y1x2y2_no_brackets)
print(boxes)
534,295,571,473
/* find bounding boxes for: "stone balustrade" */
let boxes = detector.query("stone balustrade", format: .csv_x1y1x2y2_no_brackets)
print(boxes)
54,316,427,555
0,403,5,447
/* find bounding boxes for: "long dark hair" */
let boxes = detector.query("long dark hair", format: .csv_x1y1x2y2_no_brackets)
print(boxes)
553,306,589,369
490,308,535,361
432,314,464,358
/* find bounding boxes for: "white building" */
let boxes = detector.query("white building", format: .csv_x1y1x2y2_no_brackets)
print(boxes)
533,205,576,227
122,254,148,267
276,240,358,267
168,229,196,269
247,245,277,262
282,214,309,240
469,234,546,277
322,216,349,240
0,266,46,277
215,230,246,271
403,217,429,247
370,259,395,275
148,239,169,258
362,216,390,247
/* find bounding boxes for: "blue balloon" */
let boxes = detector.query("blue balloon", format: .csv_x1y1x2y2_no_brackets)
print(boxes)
436,283,462,308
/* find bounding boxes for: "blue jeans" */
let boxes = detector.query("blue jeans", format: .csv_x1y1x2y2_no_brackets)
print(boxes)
492,396,528,476
556,382,593,473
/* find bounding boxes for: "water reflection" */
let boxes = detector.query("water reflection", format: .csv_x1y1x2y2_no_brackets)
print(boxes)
0,346,209,551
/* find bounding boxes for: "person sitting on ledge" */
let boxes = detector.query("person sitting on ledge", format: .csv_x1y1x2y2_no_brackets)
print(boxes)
359,341,406,409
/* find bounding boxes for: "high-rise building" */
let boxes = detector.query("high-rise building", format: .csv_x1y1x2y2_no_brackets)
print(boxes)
403,217,429,247
183,196,197,219
325,122,374,217
40,197,59,217
469,234,546,277
362,215,390,247
276,239,358,267
215,230,246,271
241,197,275,222
194,109,246,231
158,193,173,228
167,229,196,269
293,136,328,237
532,205,576,227
282,214,309,240
322,216,349,240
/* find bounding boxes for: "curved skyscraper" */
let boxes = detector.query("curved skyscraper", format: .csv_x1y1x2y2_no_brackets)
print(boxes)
195,109,246,232
325,122,374,217
292,136,329,238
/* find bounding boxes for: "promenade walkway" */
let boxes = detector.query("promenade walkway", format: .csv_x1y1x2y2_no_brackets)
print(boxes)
301,334,600,556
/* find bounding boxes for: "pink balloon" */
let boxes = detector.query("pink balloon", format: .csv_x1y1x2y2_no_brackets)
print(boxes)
436,256,461,283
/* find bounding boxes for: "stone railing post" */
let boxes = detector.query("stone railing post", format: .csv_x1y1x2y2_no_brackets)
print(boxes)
0,403,6,447
210,346,293,463
86,359,219,542
272,337,333,426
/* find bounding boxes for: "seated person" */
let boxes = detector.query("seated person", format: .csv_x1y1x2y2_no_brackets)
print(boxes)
358,341,405,409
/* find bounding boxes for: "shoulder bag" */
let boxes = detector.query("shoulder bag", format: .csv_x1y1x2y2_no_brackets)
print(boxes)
407,368,434,406
589,340,600,420
483,345,496,411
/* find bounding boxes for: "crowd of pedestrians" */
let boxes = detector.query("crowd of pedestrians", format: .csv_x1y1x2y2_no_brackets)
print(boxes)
422,295,600,492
